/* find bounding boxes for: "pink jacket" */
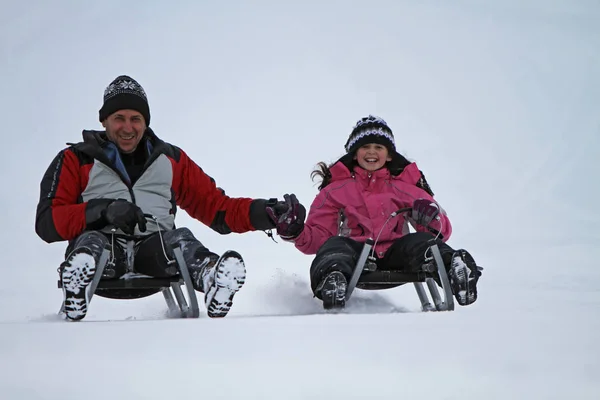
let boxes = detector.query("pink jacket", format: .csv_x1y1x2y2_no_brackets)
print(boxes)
294,162,452,257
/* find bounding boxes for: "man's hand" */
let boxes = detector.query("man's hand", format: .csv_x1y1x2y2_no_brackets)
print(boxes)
103,199,147,235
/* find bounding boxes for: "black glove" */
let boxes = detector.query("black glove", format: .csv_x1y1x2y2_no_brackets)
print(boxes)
266,194,306,240
411,198,439,227
102,199,147,235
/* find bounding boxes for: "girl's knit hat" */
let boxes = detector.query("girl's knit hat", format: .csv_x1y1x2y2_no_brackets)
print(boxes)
344,115,395,155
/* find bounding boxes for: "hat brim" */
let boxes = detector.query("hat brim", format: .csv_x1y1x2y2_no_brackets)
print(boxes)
347,134,396,155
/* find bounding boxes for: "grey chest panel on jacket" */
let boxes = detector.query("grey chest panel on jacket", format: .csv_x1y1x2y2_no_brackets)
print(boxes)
81,154,175,235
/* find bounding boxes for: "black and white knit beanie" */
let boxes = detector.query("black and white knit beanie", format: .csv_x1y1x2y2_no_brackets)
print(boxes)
344,115,396,155
99,75,150,125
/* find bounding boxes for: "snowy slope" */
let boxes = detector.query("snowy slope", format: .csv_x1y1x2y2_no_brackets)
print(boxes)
1,1,599,399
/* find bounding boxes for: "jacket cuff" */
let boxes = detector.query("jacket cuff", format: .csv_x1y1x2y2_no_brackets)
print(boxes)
85,198,114,230
249,199,277,230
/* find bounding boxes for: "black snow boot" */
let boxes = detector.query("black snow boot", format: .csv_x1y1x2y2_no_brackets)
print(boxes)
200,250,246,318
448,249,481,306
317,270,347,310
59,247,97,321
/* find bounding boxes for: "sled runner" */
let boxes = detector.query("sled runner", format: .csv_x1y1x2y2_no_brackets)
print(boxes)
342,208,455,312
57,215,200,319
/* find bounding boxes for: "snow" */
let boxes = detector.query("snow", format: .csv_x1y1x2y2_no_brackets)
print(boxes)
1,1,599,399
4,309,597,399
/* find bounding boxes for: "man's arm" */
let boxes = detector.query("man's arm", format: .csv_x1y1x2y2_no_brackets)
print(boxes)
171,149,275,234
35,149,111,243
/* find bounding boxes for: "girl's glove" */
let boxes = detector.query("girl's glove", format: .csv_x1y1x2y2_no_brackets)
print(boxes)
411,199,439,228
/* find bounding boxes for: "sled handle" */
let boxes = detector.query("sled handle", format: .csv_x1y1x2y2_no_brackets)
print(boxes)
391,207,412,216
142,214,176,264
399,204,444,241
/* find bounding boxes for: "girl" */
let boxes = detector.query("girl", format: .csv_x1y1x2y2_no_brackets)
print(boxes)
270,115,481,310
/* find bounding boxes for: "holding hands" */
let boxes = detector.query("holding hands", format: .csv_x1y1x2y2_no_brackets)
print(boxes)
266,194,306,240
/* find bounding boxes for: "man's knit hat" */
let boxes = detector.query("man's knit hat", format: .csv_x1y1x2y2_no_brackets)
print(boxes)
99,75,150,125
344,115,395,155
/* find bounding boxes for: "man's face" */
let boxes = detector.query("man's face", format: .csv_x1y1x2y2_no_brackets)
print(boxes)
102,109,146,153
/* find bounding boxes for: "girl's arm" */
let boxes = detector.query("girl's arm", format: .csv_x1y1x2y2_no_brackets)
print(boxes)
293,190,340,255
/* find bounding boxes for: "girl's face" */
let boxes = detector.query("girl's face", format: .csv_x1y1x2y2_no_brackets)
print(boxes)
354,143,392,172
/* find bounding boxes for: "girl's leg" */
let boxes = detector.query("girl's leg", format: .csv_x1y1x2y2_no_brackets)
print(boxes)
380,232,454,272
381,232,481,306
310,236,363,308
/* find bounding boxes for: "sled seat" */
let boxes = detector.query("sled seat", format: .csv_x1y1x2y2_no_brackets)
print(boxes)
356,271,427,290
93,276,182,290
58,275,183,300
57,242,200,318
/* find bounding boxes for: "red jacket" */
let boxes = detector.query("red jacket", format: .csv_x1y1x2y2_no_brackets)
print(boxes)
35,129,271,243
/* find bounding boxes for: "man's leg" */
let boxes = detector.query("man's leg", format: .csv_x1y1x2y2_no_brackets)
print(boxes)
143,227,246,318
60,230,110,321
133,232,183,278
310,236,363,309
381,232,482,305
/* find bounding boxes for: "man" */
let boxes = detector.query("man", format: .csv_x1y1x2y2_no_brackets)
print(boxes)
35,75,306,321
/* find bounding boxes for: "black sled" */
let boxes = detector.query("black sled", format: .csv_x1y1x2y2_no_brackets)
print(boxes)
343,207,455,312
57,214,200,319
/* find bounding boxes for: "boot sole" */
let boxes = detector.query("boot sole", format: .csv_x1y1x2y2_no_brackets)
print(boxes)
206,251,246,318
61,249,96,321
449,250,478,306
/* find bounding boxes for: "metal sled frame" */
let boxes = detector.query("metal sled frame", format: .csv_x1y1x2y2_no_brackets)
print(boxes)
346,238,455,312
58,243,200,318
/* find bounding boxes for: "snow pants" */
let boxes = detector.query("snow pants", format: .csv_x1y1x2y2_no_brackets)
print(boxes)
64,228,219,297
309,232,456,298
